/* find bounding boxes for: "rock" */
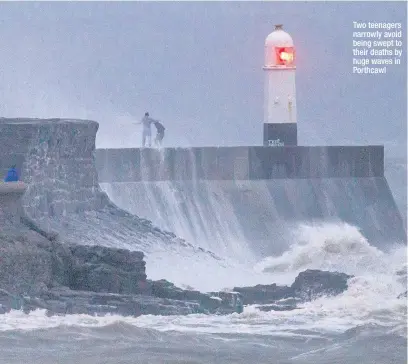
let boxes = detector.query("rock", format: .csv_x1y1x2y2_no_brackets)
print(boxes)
20,214,59,242
290,269,352,301
148,280,241,314
0,226,353,317
0,230,54,295
72,263,146,294
0,226,148,297
257,304,299,312
70,245,145,269
232,283,292,305
69,245,147,295
232,270,352,306
47,241,75,287
0,226,240,316
0,229,354,316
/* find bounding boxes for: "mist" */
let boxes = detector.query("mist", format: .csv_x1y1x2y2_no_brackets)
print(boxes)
0,1,406,155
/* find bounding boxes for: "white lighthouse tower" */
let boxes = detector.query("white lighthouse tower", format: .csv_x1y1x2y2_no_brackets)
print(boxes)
263,24,297,146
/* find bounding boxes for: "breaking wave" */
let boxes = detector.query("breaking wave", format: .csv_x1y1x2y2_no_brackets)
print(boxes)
255,222,405,279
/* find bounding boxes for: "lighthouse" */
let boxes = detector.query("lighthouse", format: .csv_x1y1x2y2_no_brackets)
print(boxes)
263,24,297,147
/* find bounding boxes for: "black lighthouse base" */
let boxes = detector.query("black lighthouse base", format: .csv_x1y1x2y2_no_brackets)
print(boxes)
263,123,298,146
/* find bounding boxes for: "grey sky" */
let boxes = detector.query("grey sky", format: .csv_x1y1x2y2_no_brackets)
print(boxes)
0,1,406,155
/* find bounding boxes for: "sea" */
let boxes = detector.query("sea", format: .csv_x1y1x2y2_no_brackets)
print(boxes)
0,156,406,364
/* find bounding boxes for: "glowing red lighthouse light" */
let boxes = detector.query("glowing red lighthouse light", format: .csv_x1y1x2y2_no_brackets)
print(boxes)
276,47,295,65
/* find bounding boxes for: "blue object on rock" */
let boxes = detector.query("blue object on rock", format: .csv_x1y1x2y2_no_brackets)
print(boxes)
4,166,19,182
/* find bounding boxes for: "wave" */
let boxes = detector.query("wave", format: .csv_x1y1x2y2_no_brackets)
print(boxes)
255,222,405,279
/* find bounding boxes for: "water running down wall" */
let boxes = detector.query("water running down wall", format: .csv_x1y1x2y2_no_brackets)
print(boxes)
97,147,406,259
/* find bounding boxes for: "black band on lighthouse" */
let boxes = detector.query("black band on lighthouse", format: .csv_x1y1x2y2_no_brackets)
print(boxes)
263,123,298,146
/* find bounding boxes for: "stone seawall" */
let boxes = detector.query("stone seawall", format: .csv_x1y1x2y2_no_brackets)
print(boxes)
96,146,384,182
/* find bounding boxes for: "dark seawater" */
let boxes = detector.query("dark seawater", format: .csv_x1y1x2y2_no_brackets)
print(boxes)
0,322,405,364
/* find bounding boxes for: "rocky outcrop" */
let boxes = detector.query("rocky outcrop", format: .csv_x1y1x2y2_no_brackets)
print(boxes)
0,229,54,296
0,230,147,296
0,229,238,316
233,270,352,306
69,245,147,294
0,230,352,316
232,283,291,305
291,269,351,300
147,279,241,313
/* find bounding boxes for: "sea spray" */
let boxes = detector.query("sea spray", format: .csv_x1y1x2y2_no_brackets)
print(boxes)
254,222,403,278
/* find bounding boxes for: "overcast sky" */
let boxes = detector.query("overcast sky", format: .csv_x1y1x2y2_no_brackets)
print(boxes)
0,1,406,155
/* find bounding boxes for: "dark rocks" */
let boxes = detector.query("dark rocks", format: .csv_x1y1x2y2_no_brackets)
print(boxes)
37,288,202,317
20,214,59,242
49,241,75,287
72,264,145,294
149,279,207,302
233,269,352,306
291,269,352,301
0,230,54,295
0,229,239,316
69,245,146,295
0,229,147,295
257,304,299,312
0,228,352,317
19,268,351,317
70,245,144,268
233,283,292,305
148,279,241,314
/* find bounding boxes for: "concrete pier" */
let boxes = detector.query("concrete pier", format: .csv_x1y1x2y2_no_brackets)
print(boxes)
96,145,384,182
96,145,406,256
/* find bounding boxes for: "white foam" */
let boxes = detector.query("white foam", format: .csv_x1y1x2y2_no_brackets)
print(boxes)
144,247,282,292
100,181,255,264
255,222,401,279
